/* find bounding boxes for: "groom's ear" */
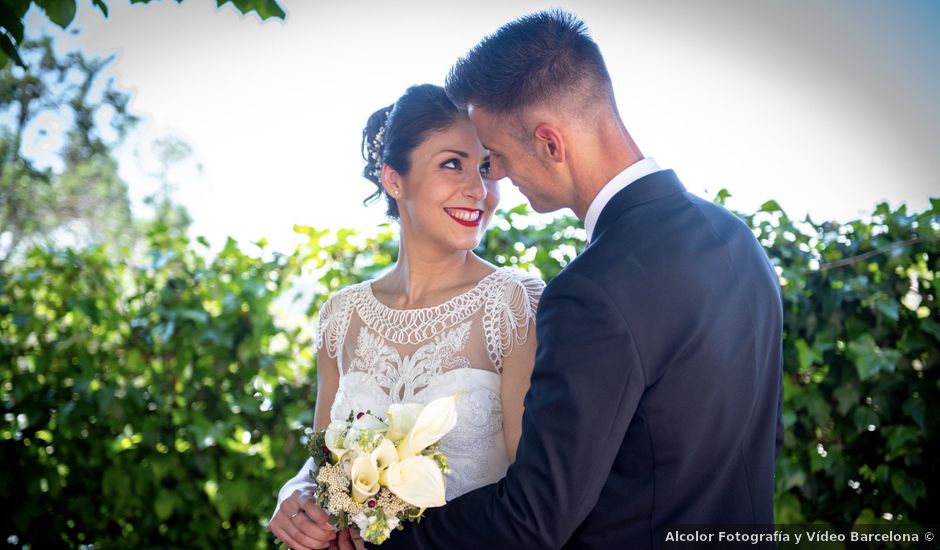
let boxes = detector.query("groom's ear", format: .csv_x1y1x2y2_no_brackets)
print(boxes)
533,123,566,164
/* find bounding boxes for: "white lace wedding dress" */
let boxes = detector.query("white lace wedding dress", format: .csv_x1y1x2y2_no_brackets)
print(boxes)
275,267,543,508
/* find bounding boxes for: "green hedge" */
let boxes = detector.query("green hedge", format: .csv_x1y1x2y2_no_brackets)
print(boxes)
1,198,937,547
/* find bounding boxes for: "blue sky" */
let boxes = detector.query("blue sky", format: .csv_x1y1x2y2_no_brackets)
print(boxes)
22,0,940,253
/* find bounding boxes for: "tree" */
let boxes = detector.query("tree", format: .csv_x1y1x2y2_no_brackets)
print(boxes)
0,37,136,270
1,0,286,68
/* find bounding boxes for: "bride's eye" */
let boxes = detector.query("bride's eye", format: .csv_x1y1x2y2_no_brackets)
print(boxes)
441,158,461,170
479,161,492,178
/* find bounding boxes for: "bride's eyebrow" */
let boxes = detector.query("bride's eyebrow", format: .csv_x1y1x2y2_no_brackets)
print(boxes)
436,149,470,158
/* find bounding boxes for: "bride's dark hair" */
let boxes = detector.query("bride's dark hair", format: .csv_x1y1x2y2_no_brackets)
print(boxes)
362,84,464,218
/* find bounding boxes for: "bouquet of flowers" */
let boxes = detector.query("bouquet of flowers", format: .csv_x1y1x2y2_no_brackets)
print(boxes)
305,394,458,544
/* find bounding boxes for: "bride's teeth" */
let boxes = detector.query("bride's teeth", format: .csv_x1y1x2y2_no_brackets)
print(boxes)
448,209,480,221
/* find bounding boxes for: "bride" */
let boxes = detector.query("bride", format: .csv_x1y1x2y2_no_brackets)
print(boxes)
269,84,543,550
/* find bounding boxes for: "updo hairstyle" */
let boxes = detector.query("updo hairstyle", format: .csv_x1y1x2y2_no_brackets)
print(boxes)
362,84,465,218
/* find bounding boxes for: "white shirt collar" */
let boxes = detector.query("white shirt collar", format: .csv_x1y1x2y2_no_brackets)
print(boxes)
583,157,661,242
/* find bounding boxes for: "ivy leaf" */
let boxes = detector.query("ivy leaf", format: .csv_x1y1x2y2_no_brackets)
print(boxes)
920,318,940,341
902,395,925,430
833,383,859,416
846,334,900,381
871,292,900,321
795,338,813,372
890,471,926,507
886,425,920,454
852,406,879,434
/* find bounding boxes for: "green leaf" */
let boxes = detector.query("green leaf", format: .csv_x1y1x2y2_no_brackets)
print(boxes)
890,471,926,507
92,0,109,17
713,188,731,206
872,293,899,321
774,491,805,523
35,0,78,28
902,395,925,430
795,338,813,372
220,0,286,19
853,508,879,527
920,318,940,341
852,407,878,433
846,334,900,381
760,199,782,213
833,383,859,416
154,489,177,520
886,426,920,454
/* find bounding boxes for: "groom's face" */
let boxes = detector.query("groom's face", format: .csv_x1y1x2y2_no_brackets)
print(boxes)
467,105,558,213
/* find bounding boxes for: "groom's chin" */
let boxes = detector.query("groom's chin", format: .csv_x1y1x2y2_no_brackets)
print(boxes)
527,200,560,215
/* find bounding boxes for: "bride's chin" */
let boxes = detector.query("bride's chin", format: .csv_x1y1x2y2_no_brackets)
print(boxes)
446,238,483,252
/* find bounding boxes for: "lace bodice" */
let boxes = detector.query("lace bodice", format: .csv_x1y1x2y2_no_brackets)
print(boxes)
319,267,543,499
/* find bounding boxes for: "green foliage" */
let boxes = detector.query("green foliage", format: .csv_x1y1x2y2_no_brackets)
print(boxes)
1,0,286,68
1,195,937,547
0,217,400,547
743,198,939,526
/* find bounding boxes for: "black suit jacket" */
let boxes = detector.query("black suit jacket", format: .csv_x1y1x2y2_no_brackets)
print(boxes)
375,170,783,549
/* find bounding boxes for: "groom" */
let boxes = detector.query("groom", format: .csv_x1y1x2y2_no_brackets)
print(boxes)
348,10,784,549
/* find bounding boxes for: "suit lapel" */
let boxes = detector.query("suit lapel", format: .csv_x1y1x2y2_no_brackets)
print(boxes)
591,169,686,244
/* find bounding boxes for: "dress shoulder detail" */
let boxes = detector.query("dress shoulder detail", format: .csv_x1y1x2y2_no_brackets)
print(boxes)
314,282,368,359
482,268,544,373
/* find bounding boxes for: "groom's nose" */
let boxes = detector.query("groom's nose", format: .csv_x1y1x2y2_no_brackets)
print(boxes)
489,157,508,181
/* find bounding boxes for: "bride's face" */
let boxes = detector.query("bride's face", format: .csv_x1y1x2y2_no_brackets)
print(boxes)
394,118,499,252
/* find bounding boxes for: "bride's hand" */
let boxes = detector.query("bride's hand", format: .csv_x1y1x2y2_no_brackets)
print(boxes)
335,527,367,550
269,489,337,550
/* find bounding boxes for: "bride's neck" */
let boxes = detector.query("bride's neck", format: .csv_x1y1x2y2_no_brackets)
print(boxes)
376,239,490,309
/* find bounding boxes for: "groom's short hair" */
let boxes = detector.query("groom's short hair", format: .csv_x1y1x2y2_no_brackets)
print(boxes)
445,9,613,115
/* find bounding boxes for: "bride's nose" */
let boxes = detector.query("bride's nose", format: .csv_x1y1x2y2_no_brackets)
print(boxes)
463,173,488,201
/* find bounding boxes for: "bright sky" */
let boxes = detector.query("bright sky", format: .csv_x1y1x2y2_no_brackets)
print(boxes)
23,0,940,254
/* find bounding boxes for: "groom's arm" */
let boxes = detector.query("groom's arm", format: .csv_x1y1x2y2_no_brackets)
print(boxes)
374,271,644,549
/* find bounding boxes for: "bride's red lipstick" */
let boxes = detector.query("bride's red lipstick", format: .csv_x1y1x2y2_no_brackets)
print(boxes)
444,207,483,227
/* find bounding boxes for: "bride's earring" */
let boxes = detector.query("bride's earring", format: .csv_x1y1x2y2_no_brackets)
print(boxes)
393,188,400,197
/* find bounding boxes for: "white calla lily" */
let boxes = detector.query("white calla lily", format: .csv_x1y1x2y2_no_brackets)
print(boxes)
397,394,458,460
384,455,447,508
324,421,349,459
353,413,389,433
386,403,423,441
371,438,399,472
350,453,381,503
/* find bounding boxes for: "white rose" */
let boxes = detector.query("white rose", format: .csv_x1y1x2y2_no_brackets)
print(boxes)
384,455,447,508
350,453,381,503
396,395,458,460
385,403,423,441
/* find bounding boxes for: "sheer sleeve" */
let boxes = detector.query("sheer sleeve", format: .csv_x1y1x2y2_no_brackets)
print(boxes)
484,270,544,373
314,287,354,359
